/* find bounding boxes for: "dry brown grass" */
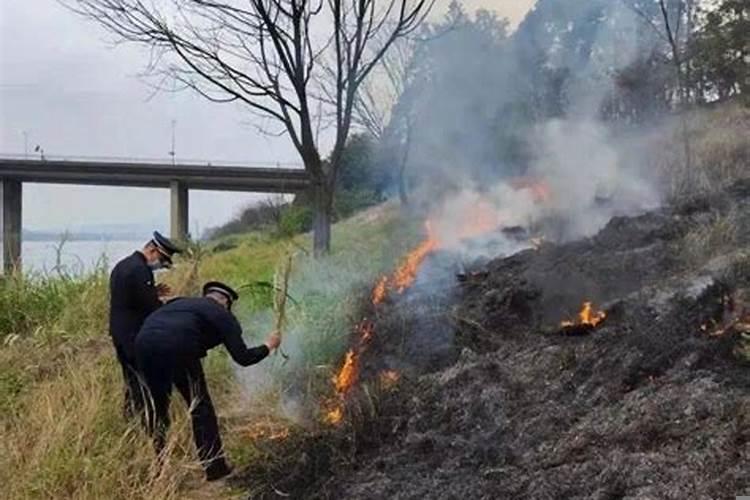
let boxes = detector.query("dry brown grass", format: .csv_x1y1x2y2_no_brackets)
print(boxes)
0,203,409,499
0,260,242,499
0,335,259,500
679,208,741,267
0,352,204,499
651,101,750,199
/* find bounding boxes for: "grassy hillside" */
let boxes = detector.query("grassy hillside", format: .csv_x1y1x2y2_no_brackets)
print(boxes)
0,202,420,500
650,100,750,198
0,101,747,499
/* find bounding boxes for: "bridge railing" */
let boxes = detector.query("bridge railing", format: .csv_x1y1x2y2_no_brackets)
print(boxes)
0,153,304,169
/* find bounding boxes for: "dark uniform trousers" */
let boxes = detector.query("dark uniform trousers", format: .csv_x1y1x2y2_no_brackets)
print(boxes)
115,343,146,418
109,251,162,420
137,347,227,473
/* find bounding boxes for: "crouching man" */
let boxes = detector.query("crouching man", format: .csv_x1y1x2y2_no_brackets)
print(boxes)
135,281,280,481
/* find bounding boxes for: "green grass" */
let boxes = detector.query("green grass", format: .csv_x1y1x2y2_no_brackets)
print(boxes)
0,271,101,342
172,202,424,465
0,202,421,499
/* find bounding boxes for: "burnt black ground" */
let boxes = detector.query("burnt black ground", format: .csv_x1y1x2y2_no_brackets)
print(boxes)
332,182,750,500
237,182,750,499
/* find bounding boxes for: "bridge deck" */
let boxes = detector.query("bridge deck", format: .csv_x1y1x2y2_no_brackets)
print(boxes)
0,158,310,192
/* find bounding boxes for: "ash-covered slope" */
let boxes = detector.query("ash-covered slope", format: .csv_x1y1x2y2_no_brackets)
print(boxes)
334,182,750,499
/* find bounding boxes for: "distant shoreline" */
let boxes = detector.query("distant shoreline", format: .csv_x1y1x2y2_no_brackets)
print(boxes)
23,233,146,243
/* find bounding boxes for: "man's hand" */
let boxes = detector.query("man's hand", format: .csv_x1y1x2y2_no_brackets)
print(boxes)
156,283,172,298
265,331,282,351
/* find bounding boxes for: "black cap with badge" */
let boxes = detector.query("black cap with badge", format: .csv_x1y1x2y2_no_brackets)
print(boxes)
151,231,182,267
202,281,240,309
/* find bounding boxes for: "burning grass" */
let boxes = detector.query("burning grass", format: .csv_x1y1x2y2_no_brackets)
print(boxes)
231,375,411,499
561,302,607,328
324,220,440,424
559,301,607,335
365,181,750,499
225,114,750,497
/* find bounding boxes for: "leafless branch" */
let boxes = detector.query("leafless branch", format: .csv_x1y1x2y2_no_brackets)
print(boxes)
64,0,435,253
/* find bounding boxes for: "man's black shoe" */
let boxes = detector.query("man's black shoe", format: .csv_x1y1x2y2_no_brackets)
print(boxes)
205,462,233,482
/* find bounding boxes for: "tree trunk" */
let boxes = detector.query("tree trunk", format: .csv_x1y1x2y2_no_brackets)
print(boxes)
397,119,412,206
312,179,334,257
398,162,409,205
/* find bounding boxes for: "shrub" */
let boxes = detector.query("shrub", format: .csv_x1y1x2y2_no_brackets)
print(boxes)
334,189,382,221
207,195,289,239
277,205,314,237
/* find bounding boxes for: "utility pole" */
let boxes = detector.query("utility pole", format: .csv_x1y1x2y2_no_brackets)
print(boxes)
168,119,176,165
22,131,28,158
34,144,45,161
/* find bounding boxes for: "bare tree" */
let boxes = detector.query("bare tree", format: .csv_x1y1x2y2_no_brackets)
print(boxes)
353,32,417,138
66,0,435,255
624,0,696,177
353,32,421,204
623,0,700,103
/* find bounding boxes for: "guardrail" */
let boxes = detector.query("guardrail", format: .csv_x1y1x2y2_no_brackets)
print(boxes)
0,152,304,169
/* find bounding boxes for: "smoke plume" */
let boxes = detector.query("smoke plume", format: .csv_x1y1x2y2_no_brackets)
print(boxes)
404,1,664,248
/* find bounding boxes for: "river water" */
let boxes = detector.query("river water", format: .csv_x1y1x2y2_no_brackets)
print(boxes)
20,240,144,275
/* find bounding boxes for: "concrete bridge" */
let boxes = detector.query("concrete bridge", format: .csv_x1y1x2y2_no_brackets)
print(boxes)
0,156,309,272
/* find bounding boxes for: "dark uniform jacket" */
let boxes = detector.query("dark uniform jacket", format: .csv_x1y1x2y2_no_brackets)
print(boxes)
109,251,161,358
135,297,269,366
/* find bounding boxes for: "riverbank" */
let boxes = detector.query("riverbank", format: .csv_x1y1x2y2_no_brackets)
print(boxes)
0,202,416,499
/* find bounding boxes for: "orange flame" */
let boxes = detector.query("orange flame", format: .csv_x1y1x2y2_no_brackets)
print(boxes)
392,221,440,292
367,221,440,304
334,350,358,394
561,301,606,328
332,321,373,397
372,276,388,305
510,176,552,203
325,407,343,425
326,223,438,425
326,321,375,423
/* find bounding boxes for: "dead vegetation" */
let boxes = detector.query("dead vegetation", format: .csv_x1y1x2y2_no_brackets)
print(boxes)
679,207,740,266
652,100,750,199
0,343,214,500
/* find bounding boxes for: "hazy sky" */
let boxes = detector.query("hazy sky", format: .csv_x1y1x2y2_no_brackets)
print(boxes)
0,0,535,234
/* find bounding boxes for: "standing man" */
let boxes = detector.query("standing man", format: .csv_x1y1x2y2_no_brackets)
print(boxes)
135,281,281,481
109,231,181,418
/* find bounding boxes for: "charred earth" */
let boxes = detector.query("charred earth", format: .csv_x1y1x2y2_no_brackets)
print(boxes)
238,181,750,499
334,181,750,499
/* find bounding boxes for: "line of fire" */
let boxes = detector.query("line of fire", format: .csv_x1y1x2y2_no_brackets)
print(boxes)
322,178,614,425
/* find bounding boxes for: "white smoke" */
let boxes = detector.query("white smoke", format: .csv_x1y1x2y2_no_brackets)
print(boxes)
529,118,661,240
413,1,663,252
232,1,671,423
427,182,540,262
232,206,415,424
